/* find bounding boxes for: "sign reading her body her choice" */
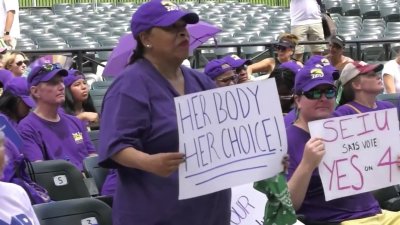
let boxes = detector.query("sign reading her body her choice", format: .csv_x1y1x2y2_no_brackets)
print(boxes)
309,108,400,201
174,79,287,200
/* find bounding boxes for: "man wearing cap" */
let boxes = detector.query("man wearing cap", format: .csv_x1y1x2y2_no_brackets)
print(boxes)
382,52,400,93
290,0,325,62
325,35,354,72
335,61,394,115
17,64,97,171
204,58,238,87
222,54,252,83
97,1,231,224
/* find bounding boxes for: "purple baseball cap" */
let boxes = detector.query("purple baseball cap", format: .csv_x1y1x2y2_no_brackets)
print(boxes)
27,63,68,89
222,55,251,68
305,55,340,80
0,69,13,87
4,77,35,108
64,69,84,87
279,61,302,74
131,0,199,37
204,59,233,80
295,66,335,93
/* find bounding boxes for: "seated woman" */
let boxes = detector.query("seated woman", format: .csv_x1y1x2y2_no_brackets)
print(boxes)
2,51,29,77
335,61,393,115
246,33,302,77
204,58,238,87
18,63,96,170
382,53,400,93
222,54,252,83
62,69,99,128
0,76,35,128
0,131,41,225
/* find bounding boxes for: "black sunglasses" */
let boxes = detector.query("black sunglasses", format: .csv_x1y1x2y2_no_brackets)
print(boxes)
16,60,29,66
235,65,247,74
275,45,289,51
217,74,239,83
302,88,336,100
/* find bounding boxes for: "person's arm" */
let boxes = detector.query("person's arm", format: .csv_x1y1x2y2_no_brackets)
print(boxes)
3,10,15,46
111,147,184,177
246,58,275,76
76,112,99,123
288,138,325,210
383,74,396,93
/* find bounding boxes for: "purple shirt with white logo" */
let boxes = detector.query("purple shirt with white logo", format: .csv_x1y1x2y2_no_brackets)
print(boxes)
98,59,231,225
17,112,96,170
286,125,381,222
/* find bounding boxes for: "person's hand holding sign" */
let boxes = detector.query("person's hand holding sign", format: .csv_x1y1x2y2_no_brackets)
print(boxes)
301,138,325,171
146,152,185,177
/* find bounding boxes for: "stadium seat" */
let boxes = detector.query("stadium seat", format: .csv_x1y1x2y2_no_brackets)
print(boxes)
372,185,400,211
83,156,109,193
33,198,112,225
91,80,113,90
28,160,91,201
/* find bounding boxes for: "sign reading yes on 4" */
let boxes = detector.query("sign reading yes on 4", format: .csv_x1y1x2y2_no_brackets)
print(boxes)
309,108,400,201
174,79,287,200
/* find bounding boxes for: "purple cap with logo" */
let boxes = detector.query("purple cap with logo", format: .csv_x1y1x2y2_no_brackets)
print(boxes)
204,59,233,80
279,61,302,74
64,69,84,87
4,77,35,108
305,55,340,80
295,66,335,93
131,0,199,37
222,55,251,68
0,69,13,87
27,63,68,89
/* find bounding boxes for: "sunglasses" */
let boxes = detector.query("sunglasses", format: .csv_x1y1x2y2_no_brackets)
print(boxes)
235,65,247,74
302,88,336,100
275,45,289,51
16,60,29,66
217,74,239,83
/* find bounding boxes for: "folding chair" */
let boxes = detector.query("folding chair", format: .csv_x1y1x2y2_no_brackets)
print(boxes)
34,198,112,225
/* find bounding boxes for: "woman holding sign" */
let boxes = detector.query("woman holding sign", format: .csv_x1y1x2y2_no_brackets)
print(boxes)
97,1,231,225
335,61,394,115
286,64,400,224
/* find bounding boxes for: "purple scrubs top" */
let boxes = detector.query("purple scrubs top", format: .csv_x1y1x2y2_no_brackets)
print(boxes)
334,101,395,116
98,59,231,225
17,112,96,170
286,125,381,222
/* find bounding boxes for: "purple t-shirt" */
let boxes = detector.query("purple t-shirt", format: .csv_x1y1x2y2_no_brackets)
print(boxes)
17,112,96,170
284,108,296,127
286,125,381,222
334,101,395,116
98,59,231,225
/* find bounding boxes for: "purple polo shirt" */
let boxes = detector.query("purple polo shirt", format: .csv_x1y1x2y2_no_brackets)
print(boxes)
286,125,381,222
98,59,231,225
17,112,96,170
334,101,395,116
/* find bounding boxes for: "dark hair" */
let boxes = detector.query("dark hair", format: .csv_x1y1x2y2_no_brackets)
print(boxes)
269,68,295,91
128,35,146,65
337,81,355,106
0,90,21,122
63,87,96,115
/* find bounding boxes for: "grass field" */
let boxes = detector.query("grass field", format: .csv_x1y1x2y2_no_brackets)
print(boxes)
20,0,289,8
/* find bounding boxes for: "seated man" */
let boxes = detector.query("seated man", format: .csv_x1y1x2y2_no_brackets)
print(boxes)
204,59,238,87
18,63,96,170
286,64,400,224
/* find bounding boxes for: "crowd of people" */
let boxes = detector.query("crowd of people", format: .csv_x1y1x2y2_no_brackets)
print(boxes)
2,0,400,225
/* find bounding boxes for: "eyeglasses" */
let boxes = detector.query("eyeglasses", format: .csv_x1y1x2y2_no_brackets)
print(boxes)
275,45,289,51
302,88,336,100
216,74,239,83
16,60,29,66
